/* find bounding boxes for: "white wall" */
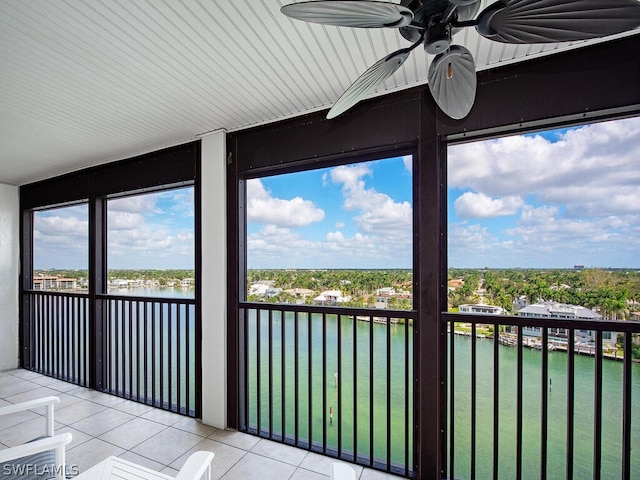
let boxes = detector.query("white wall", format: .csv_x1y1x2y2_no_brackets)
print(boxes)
200,130,227,428
0,183,19,371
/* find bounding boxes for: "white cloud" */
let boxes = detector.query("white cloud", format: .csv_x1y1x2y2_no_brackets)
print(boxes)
448,117,640,219
454,192,523,218
247,178,325,227
402,155,412,174
248,162,414,268
330,164,412,236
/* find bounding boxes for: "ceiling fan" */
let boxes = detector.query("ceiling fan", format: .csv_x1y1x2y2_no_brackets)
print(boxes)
281,0,640,120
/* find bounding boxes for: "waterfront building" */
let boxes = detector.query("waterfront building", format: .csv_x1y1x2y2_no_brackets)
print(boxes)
313,290,351,306
517,301,615,345
459,303,505,315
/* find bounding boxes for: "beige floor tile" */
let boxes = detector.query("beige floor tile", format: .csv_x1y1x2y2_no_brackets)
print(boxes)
0,378,40,397
208,428,261,450
131,427,203,465
299,452,363,477
118,451,166,471
251,438,308,466
55,399,107,425
44,378,83,393
220,452,296,480
359,467,400,479
170,438,245,480
140,408,184,426
173,416,217,437
70,409,135,436
99,417,167,450
86,392,127,407
291,468,329,480
0,408,40,430
5,386,59,405
8,369,43,380
68,438,126,473
0,416,54,447
55,425,94,450
112,399,154,416
160,466,180,476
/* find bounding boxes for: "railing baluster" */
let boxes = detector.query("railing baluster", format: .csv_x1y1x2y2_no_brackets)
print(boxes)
449,318,455,480
268,308,273,438
369,315,374,466
177,304,182,413
168,302,173,411
516,328,523,480
152,300,157,407
622,332,632,480
404,314,409,476
307,312,312,449
566,329,575,480
256,309,262,434
144,301,149,404
281,308,286,442
160,302,164,408
593,330,603,480
338,314,344,459
353,313,358,464
129,300,134,399
322,312,328,455
541,327,549,480
493,324,499,480
294,310,299,445
385,315,391,471
471,322,477,480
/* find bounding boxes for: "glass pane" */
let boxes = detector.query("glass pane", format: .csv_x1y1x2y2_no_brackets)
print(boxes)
107,186,194,298
246,155,413,307
33,203,88,290
446,117,640,479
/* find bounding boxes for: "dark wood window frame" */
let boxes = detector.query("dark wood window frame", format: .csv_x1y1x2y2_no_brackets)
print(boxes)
19,141,203,416
226,35,640,480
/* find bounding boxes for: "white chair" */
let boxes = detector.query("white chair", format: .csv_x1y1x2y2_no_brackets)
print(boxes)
0,396,72,480
330,462,357,480
74,451,214,479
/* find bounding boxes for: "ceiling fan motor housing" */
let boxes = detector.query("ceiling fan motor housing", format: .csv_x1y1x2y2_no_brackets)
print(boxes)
425,21,451,54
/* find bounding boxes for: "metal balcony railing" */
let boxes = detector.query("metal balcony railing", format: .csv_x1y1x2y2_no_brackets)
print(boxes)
25,291,90,386
101,294,197,416
444,313,640,480
238,302,416,477
23,291,198,417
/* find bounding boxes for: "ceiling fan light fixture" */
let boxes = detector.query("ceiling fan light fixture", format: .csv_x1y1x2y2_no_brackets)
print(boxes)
428,45,477,120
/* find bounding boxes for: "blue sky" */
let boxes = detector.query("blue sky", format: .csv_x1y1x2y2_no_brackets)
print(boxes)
34,188,194,270
246,156,413,269
447,117,640,268
33,117,640,270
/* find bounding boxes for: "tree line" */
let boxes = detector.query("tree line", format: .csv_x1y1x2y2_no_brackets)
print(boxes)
449,268,640,320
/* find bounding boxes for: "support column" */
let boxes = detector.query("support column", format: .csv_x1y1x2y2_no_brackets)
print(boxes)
1,183,20,370
200,130,227,428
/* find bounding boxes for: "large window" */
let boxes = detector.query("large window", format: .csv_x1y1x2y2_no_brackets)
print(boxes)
239,154,416,474
446,117,640,479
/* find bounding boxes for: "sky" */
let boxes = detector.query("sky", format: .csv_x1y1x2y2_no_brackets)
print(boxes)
33,187,194,270
246,157,413,269
32,116,640,270
448,116,640,268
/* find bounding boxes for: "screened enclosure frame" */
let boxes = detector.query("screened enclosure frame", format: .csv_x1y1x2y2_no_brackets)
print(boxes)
19,141,203,417
226,35,640,480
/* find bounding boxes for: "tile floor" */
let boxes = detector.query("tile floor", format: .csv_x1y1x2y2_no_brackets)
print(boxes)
0,369,398,479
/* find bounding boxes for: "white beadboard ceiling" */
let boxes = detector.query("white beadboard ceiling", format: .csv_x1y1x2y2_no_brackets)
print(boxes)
1,0,638,185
